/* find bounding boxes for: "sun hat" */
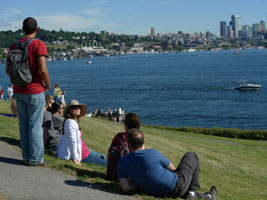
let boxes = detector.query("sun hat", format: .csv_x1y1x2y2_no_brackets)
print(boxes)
63,100,87,118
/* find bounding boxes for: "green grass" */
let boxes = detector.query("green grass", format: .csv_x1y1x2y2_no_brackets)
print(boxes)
0,101,267,200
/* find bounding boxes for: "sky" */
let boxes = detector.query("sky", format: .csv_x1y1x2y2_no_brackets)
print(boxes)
1,0,267,36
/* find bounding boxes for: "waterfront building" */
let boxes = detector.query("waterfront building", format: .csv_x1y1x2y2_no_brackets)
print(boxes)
151,27,155,38
252,23,261,37
227,25,234,38
231,15,242,38
199,32,205,39
220,21,227,38
206,31,212,39
260,21,266,32
243,25,252,40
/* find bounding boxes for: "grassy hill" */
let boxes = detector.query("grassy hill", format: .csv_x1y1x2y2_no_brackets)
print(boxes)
0,101,266,200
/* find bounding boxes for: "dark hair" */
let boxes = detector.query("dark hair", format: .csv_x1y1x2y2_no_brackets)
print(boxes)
62,105,81,134
128,128,144,150
23,17,37,35
124,113,141,129
55,83,59,88
51,101,62,114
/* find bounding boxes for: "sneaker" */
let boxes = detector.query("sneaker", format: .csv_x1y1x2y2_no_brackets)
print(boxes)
205,186,218,200
183,192,197,200
185,194,197,200
29,160,51,167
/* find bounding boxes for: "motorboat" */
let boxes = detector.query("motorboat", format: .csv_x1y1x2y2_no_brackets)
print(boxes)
86,61,92,64
235,81,261,90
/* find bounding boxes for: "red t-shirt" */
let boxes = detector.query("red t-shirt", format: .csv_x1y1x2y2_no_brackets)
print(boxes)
80,131,90,160
8,37,48,94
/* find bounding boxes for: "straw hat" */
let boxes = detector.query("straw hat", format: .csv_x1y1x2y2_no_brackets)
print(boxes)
63,100,87,118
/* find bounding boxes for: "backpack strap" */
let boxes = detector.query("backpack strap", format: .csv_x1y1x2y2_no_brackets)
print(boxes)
19,38,39,76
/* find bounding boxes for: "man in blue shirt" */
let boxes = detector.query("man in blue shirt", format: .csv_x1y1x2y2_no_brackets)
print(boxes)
117,129,217,200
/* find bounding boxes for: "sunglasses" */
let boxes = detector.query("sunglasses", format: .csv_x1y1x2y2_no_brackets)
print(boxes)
70,105,81,110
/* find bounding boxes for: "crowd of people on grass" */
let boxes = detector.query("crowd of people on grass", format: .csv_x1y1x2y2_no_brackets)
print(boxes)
3,17,218,200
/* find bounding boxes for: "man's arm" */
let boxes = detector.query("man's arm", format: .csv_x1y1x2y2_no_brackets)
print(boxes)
38,56,50,92
119,178,138,192
6,59,11,76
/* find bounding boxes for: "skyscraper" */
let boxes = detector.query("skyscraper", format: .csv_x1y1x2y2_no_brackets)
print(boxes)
220,21,227,38
260,21,266,33
151,27,155,38
252,23,261,37
243,25,252,39
231,15,242,38
227,25,234,38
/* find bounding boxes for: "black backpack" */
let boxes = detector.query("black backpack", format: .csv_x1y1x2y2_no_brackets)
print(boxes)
106,132,129,181
9,38,35,86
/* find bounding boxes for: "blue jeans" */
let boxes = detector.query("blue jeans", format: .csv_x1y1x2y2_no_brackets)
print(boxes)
82,148,107,167
15,93,45,165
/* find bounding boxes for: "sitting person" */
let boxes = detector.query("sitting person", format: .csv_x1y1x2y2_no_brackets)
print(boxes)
51,101,64,129
44,94,53,112
43,101,64,151
43,95,54,147
117,129,218,200
107,113,141,181
56,100,107,167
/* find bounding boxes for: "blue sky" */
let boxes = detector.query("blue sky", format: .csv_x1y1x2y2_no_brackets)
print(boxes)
1,0,267,35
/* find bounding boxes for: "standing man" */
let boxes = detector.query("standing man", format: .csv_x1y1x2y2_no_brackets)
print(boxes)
117,129,218,200
6,17,51,166
7,84,13,101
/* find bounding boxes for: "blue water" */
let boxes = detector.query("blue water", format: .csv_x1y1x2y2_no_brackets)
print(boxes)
1,49,267,129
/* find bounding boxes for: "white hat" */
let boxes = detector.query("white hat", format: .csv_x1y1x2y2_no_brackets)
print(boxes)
63,100,87,118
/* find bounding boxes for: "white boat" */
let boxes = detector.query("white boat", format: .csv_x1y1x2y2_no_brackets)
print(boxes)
86,61,92,64
235,81,261,90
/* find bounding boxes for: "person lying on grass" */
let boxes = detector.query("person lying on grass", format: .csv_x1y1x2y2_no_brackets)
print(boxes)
117,128,218,200
56,100,107,167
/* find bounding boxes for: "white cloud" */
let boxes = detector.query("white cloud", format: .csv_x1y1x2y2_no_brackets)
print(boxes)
0,18,21,31
80,8,106,17
36,14,98,31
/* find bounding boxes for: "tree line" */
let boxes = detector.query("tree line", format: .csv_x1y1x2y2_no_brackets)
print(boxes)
0,28,156,49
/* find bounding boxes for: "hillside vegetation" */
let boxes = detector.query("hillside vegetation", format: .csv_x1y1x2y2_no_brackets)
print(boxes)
0,101,266,200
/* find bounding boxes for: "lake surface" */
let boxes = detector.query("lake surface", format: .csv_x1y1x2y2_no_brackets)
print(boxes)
1,48,267,129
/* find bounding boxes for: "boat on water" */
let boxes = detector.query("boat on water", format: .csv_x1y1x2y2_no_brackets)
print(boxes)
235,81,261,90
86,61,92,64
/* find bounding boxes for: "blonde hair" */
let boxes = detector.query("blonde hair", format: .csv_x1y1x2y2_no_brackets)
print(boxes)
45,95,53,106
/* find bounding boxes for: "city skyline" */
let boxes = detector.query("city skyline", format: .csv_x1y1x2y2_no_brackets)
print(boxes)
0,0,267,35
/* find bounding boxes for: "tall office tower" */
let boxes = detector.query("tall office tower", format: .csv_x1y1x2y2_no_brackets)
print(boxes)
260,21,266,32
220,21,227,38
151,27,155,38
252,23,261,37
227,25,234,38
243,25,252,39
231,15,242,38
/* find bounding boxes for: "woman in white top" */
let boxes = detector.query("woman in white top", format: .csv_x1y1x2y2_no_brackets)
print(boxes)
57,100,107,166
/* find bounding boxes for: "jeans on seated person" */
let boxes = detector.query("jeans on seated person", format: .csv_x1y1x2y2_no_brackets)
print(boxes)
15,93,45,165
82,148,107,167
169,152,201,197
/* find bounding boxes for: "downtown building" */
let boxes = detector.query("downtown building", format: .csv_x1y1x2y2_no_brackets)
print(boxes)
231,15,242,38
220,21,227,38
